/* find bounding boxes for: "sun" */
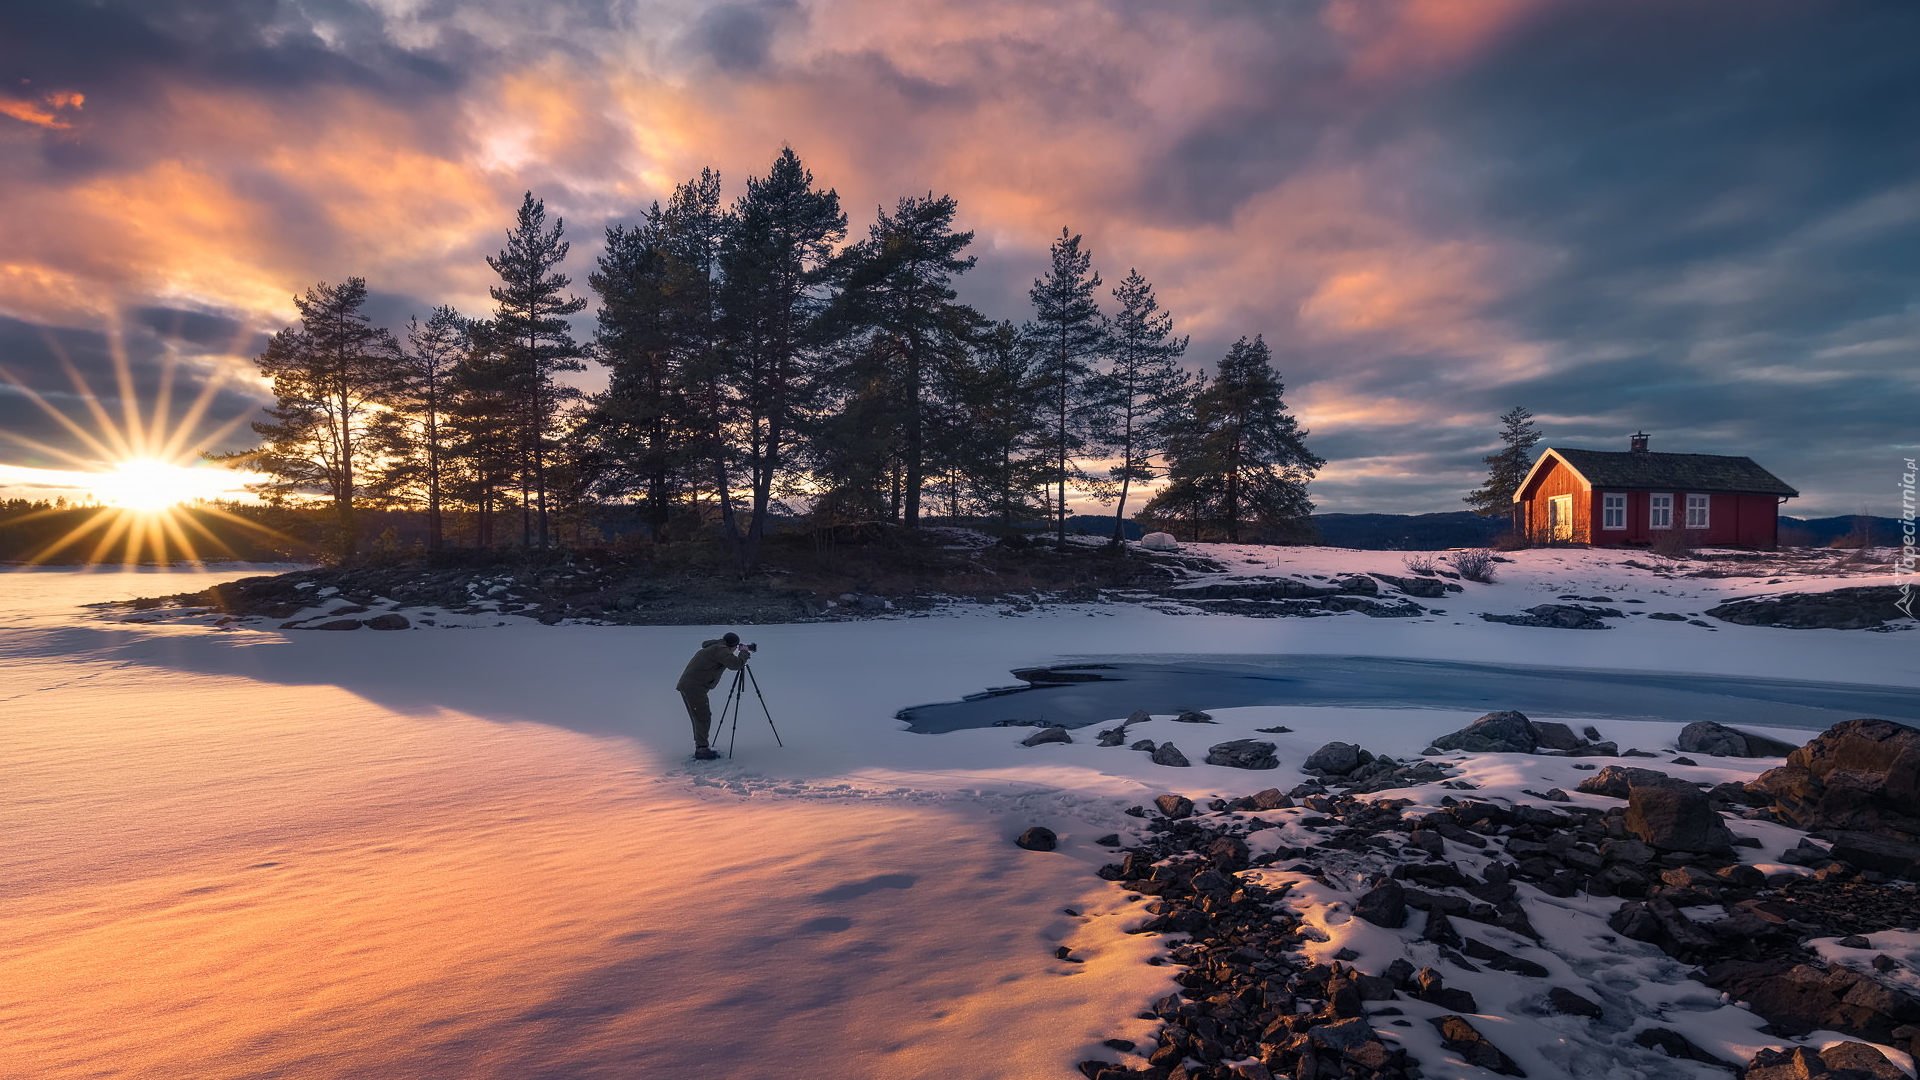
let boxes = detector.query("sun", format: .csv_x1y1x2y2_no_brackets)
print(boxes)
88,458,242,512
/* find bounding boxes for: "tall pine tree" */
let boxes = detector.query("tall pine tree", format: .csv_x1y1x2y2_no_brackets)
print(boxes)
219,277,401,561
826,193,980,528
488,191,586,549
1027,228,1107,544
1146,335,1321,542
1089,269,1190,544
717,148,846,569
369,305,465,549
1464,405,1540,534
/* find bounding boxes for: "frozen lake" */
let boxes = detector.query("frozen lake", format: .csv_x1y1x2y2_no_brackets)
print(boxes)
899,656,1920,733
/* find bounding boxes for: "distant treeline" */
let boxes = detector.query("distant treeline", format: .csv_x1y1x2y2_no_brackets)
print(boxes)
223,149,1323,569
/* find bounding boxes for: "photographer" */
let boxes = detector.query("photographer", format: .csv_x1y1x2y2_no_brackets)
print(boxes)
676,632,752,760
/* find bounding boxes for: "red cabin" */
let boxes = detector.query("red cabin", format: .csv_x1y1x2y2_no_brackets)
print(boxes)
1514,433,1799,548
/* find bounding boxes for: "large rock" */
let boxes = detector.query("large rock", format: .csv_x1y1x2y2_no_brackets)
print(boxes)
1625,782,1734,853
1575,764,1685,799
1015,826,1056,851
1151,742,1192,768
365,612,411,630
1746,719,1920,842
1371,572,1450,598
1707,586,1910,630
1828,831,1920,880
1021,725,1072,746
1481,604,1619,629
1531,722,1584,752
1428,1015,1525,1076
1709,958,1920,1044
1677,720,1798,757
1303,741,1367,774
1431,711,1539,754
1205,740,1279,770
1353,879,1407,928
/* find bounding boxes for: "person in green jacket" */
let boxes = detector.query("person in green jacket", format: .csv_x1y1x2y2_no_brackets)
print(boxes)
676,632,750,759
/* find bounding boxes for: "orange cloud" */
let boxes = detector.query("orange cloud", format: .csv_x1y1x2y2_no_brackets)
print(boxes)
1323,0,1540,85
0,90,85,129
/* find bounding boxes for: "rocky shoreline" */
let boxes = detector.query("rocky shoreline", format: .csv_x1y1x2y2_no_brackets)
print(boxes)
1056,716,1920,1080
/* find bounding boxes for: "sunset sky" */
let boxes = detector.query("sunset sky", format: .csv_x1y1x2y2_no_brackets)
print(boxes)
1,0,1914,516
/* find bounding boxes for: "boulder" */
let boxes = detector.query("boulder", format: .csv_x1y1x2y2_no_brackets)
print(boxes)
1205,740,1279,770
1706,586,1910,630
313,618,363,631
1015,827,1057,851
1547,987,1603,1019
1678,720,1798,758
1151,743,1192,768
1303,741,1368,774
1139,531,1180,551
1744,1042,1908,1080
1531,722,1584,752
1481,604,1619,629
1021,725,1072,747
1371,572,1450,598
1353,880,1408,928
1431,710,1540,754
1575,764,1685,799
364,613,411,630
1428,1015,1525,1076
1155,794,1195,819
1747,719,1920,842
1828,831,1920,880
1625,782,1734,853
1172,709,1216,724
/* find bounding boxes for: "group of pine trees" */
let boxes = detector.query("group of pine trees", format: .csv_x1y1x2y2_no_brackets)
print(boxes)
225,149,1323,566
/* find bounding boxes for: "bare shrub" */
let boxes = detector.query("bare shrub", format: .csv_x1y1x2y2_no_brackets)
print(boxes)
1402,552,1438,575
1491,531,1529,551
1650,529,1696,559
1446,548,1497,583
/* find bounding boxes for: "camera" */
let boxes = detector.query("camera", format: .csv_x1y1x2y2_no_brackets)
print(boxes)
746,642,758,653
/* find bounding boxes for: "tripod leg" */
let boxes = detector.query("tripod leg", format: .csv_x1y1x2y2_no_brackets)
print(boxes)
726,669,746,759
744,665,784,747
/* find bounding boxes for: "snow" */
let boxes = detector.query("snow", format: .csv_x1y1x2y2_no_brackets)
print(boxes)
1,546,1916,1079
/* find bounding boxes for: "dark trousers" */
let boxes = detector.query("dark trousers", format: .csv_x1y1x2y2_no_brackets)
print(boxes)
680,687,713,748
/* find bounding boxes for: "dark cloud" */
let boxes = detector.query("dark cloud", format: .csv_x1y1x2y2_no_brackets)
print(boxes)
694,1,801,74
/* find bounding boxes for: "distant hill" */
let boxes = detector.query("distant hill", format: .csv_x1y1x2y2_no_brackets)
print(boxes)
1779,514,1904,547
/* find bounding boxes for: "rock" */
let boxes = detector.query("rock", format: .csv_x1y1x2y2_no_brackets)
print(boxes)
1353,879,1408,928
1706,958,1920,1043
1706,585,1911,630
1547,986,1603,1019
1124,709,1152,726
1576,764,1685,799
1205,740,1279,770
364,612,411,630
1139,531,1180,551
1744,1043,1907,1080
1633,1027,1735,1068
1155,794,1195,819
1648,611,1688,621
1429,1015,1526,1076
1815,1042,1908,1080
1626,782,1734,853
1372,572,1451,598
1678,720,1799,758
1095,728,1126,747
1532,722,1584,752
1249,787,1290,810
1022,725,1072,746
1481,603,1620,629
1747,719,1920,843
1015,827,1057,851
1172,709,1216,724
1130,739,1156,752
1828,832,1920,880
1431,710,1540,754
1303,741,1365,774
1151,743,1192,768
313,618,363,630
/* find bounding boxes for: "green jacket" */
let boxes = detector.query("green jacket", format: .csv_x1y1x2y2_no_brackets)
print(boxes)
676,639,748,693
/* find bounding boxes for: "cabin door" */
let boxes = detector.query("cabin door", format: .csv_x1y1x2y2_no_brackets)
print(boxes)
1548,495,1574,542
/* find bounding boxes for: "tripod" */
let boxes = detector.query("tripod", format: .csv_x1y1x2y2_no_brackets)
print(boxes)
712,662,784,758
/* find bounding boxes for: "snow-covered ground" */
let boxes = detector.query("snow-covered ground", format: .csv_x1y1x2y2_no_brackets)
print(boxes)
1,547,1914,1079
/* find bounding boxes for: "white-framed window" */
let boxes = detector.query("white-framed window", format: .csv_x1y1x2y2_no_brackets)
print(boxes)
1649,493,1673,530
1602,492,1627,530
1685,493,1710,529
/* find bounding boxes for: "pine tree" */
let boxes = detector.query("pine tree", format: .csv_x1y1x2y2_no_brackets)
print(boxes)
656,170,744,556
717,148,847,569
1027,228,1108,544
585,209,692,540
1144,336,1321,542
443,320,520,550
1089,269,1190,544
219,278,402,560
487,191,587,549
1464,405,1541,534
826,193,980,528
369,305,465,549
953,320,1049,528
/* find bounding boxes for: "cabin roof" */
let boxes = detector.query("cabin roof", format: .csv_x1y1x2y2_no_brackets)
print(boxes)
1517,447,1799,500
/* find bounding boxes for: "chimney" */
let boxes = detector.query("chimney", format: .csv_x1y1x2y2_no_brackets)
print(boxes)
1630,431,1650,453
